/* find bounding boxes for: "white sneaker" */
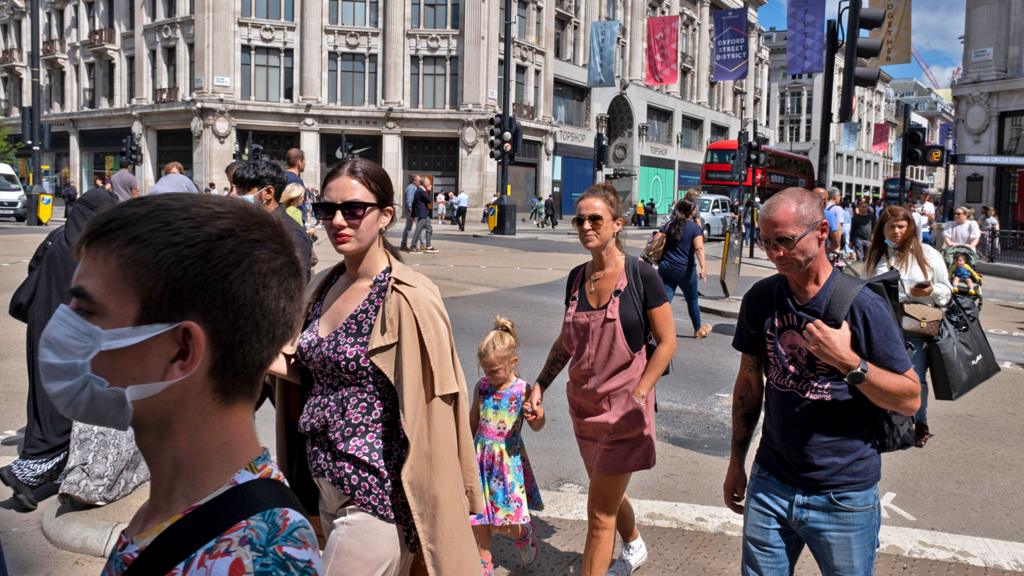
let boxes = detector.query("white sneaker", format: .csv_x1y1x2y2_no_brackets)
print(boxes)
606,535,648,575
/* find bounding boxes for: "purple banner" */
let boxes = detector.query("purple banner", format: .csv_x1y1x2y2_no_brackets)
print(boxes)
787,0,825,75
712,8,748,82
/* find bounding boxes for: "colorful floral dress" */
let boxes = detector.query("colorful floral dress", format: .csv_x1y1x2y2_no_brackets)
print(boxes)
102,449,322,575
469,377,543,527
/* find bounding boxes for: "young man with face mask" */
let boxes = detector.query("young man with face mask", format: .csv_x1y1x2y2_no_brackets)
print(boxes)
39,194,323,575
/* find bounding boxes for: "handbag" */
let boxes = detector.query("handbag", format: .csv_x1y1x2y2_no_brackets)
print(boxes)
901,302,943,337
642,232,666,263
927,296,1000,401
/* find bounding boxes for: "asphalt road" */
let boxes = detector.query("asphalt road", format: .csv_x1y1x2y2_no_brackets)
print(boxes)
0,220,1022,574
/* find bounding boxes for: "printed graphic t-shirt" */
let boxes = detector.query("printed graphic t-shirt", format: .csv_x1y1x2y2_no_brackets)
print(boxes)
731,269,912,492
102,449,322,576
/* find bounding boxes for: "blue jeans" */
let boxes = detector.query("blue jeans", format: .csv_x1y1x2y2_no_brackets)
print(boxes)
906,336,930,424
742,465,880,576
659,264,701,332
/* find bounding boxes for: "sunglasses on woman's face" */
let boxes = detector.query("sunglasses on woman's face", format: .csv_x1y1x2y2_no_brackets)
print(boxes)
572,213,606,229
311,201,381,223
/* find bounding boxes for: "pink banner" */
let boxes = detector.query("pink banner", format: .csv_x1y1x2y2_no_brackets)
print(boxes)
872,123,890,153
645,16,679,86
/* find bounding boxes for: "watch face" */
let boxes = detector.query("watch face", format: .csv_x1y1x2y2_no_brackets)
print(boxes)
846,370,867,386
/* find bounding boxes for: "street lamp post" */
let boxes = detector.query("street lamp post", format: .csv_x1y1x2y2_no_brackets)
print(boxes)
27,0,43,226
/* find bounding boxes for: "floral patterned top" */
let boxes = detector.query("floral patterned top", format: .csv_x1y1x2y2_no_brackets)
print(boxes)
102,449,322,575
296,267,418,550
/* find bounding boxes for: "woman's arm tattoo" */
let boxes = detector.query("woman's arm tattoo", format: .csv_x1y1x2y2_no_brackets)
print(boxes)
536,343,571,391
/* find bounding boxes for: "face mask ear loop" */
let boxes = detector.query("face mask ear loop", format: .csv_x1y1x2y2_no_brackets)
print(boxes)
99,322,181,351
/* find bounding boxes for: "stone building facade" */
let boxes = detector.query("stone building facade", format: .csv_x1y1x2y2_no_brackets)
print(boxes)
0,0,770,216
951,0,1024,228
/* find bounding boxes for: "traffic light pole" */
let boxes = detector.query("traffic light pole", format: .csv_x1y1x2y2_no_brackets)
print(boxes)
498,0,512,204
27,0,42,226
899,102,910,206
817,19,838,188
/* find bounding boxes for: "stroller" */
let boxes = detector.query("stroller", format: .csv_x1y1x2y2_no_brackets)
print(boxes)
943,245,983,305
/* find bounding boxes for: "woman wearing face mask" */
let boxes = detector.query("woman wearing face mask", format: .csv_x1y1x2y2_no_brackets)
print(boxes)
269,158,482,575
3,189,119,511
865,206,952,448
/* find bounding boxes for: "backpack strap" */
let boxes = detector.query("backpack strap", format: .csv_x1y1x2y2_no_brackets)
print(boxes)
122,478,306,576
625,256,648,336
823,273,867,329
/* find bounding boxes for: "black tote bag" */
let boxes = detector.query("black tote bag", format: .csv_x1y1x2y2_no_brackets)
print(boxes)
928,297,1000,401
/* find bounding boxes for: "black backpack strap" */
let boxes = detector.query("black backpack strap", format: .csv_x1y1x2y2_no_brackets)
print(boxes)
823,273,867,329
122,478,306,576
625,256,648,335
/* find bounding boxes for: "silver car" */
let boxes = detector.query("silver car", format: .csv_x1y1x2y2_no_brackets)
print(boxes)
696,194,733,239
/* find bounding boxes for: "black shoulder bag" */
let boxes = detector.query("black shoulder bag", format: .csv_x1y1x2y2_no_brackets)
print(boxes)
822,271,916,453
625,256,670,377
122,478,306,576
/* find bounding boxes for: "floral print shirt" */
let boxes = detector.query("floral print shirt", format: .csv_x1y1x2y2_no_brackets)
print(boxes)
296,267,418,550
102,449,322,575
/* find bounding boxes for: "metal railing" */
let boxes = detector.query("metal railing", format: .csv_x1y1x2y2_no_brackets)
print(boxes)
86,28,116,47
154,86,179,103
42,38,66,57
979,229,1024,266
0,48,22,66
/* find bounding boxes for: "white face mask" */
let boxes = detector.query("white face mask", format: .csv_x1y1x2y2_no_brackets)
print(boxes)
39,304,186,431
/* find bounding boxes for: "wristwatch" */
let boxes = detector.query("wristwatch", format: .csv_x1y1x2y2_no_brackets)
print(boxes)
845,358,869,386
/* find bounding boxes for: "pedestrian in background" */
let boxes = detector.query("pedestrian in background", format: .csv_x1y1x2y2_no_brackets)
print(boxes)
61,181,78,218
400,174,420,251
281,183,306,227
979,206,1000,261
149,162,199,195
943,206,981,250
456,189,469,231
470,317,544,575
284,148,308,224
528,183,675,576
544,195,557,229
866,205,952,447
224,161,243,196
271,157,483,575
109,159,139,202
726,187,919,575
436,189,447,224
2,188,117,512
411,178,438,253
654,198,711,339
850,201,874,261
62,195,322,575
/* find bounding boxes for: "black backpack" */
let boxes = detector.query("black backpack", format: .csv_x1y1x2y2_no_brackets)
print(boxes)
822,270,916,453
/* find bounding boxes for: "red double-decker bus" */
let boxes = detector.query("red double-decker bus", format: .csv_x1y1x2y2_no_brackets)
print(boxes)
700,140,815,201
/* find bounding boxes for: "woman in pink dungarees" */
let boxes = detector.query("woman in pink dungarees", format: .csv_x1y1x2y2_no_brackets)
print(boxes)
526,183,676,576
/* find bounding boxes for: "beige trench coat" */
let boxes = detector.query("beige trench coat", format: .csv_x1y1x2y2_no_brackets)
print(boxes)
277,252,483,576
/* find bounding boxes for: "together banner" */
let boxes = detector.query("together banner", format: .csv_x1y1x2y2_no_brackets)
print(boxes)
645,16,679,86
787,0,825,75
712,8,748,82
589,21,620,88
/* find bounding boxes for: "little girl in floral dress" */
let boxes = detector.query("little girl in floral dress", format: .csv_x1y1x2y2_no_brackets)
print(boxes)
470,317,545,575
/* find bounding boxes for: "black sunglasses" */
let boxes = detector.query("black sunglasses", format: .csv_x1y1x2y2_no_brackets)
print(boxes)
311,201,381,222
572,213,606,229
757,221,821,252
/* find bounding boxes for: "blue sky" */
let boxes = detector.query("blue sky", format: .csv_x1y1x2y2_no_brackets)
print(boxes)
758,0,966,89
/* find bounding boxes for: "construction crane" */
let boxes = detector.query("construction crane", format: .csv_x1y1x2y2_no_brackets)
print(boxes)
911,46,942,89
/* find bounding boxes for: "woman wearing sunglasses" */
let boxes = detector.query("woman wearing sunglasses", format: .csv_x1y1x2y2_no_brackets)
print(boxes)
270,158,482,575
526,183,676,576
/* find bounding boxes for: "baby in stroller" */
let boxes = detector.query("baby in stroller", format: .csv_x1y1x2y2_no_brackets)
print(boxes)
945,245,983,300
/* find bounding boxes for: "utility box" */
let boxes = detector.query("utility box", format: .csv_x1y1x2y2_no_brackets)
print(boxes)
492,194,517,235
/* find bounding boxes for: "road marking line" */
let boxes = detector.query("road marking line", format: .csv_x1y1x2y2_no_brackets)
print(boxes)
536,490,1024,571
880,492,916,522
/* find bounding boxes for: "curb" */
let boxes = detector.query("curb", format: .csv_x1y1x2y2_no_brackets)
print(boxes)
470,233,542,240
41,499,127,559
699,300,741,320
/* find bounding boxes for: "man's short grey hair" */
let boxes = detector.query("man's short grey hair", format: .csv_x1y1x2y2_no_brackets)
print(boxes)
761,187,825,228
829,187,841,198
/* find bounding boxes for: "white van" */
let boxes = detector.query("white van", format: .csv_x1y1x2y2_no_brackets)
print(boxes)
0,163,26,222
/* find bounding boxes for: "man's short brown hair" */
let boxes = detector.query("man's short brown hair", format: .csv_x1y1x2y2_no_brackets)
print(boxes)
285,148,305,168
76,194,306,405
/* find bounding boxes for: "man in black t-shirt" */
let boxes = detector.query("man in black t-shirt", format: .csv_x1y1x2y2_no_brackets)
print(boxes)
724,187,919,575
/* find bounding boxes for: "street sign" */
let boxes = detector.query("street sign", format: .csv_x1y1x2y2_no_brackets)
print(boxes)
952,154,1024,167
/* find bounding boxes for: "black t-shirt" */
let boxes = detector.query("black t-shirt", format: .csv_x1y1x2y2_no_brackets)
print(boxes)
851,213,874,241
731,269,912,492
564,258,668,354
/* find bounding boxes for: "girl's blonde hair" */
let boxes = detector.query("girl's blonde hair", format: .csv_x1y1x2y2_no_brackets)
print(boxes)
280,183,305,208
477,316,519,364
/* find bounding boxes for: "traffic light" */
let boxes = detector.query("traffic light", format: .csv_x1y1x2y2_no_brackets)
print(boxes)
488,113,505,161
902,126,927,166
507,117,523,162
838,0,885,123
120,136,132,163
923,144,946,168
130,139,143,166
248,143,265,161
594,132,608,172
734,131,749,180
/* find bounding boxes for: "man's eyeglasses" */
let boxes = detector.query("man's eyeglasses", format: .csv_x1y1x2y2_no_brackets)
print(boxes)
311,201,381,222
757,221,821,252
954,211,966,216
572,213,606,229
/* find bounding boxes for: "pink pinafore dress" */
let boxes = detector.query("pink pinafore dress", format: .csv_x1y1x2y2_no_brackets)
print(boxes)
560,267,656,475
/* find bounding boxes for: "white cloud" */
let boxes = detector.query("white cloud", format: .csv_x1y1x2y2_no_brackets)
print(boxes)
922,64,958,89
909,0,965,66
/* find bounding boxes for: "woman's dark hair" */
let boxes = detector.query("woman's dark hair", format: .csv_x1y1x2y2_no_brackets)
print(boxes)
864,205,929,280
322,157,402,261
665,198,697,242
576,182,625,251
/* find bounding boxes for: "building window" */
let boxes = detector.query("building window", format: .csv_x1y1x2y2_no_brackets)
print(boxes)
496,60,503,108
165,0,176,18
788,91,801,115
516,1,527,39
412,0,458,29
533,69,540,111
126,55,134,102
165,47,176,88
85,62,95,109
106,61,116,105
422,56,445,108
241,0,294,21
241,46,251,99
448,56,458,109
327,53,338,103
240,46,290,102
339,53,365,105
514,65,525,104
553,81,585,127
149,48,157,98
329,0,379,26
647,106,672,145
283,48,293,100
534,6,542,44
187,42,194,95
554,18,566,61
788,124,799,143
680,116,702,149
410,57,419,107
710,124,729,142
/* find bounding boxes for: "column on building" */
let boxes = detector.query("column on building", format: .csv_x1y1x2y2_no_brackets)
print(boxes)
667,0,680,97
759,60,768,126
627,0,645,83
541,0,555,120
382,0,405,106
381,130,403,197
745,27,756,129
799,87,807,142
460,0,485,108
299,124,320,189
724,81,734,117
300,0,322,102
69,128,80,189
697,0,710,105
141,126,158,192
